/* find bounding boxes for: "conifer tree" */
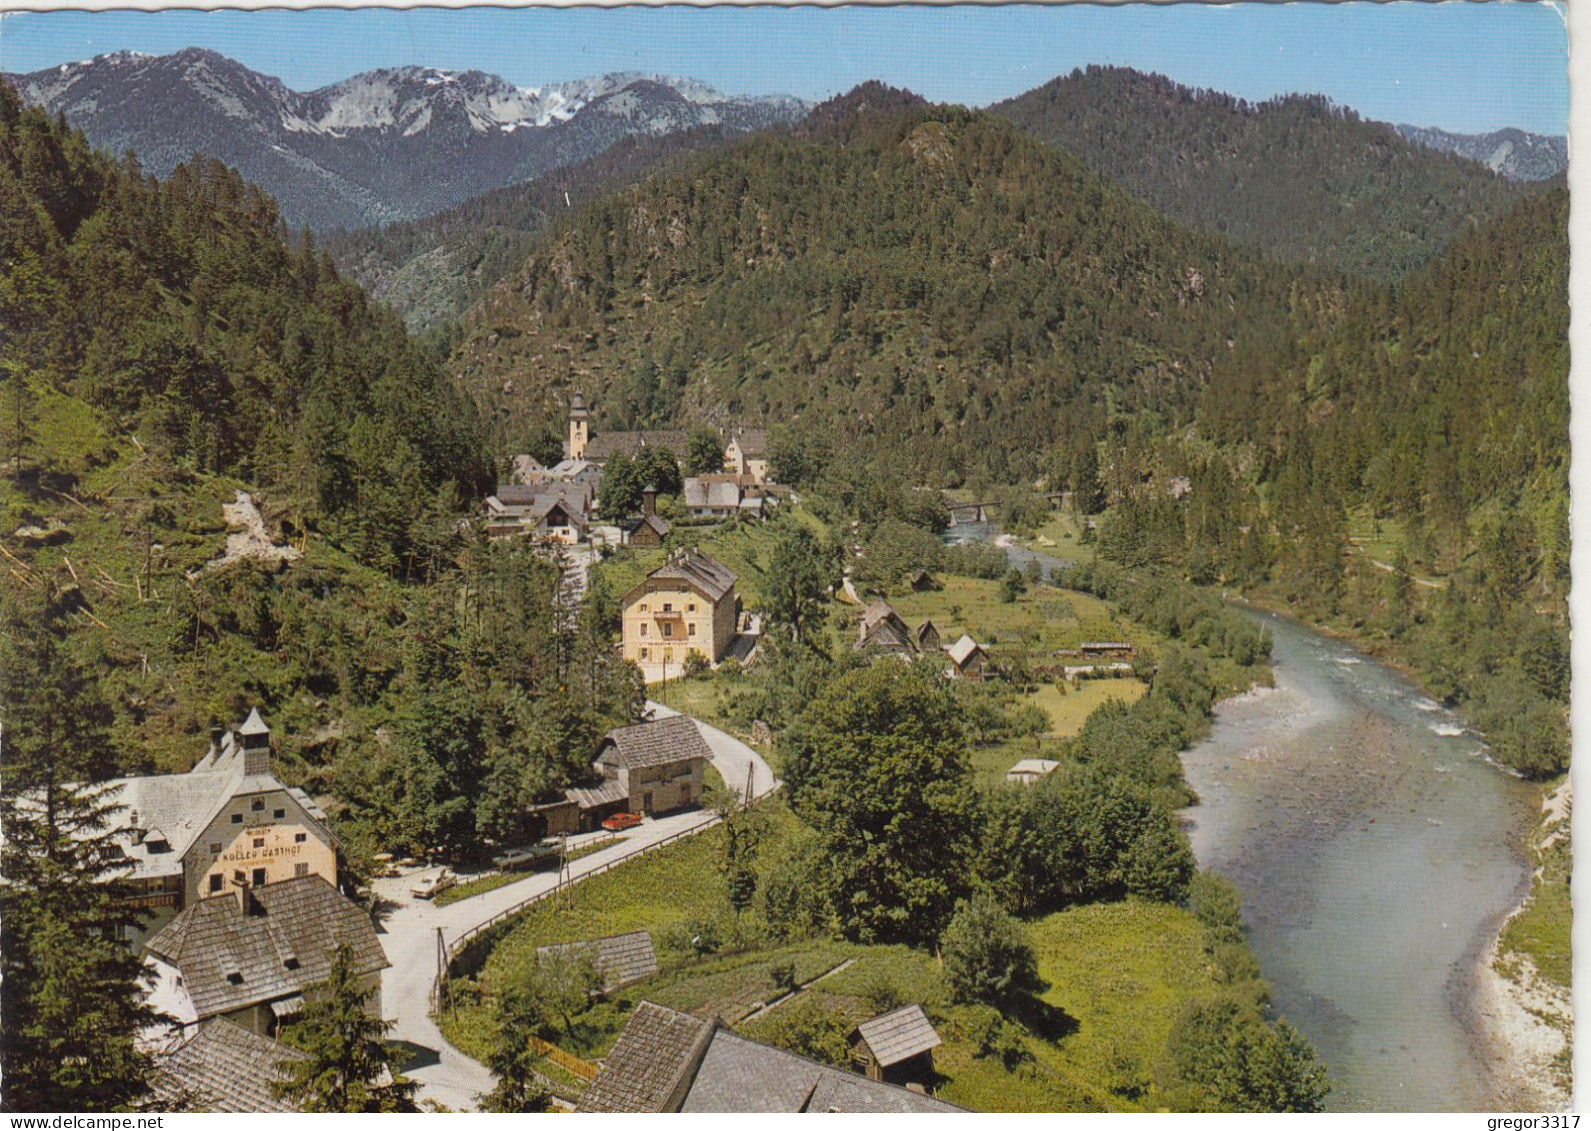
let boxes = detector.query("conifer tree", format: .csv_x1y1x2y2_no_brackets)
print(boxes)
0,586,158,1112
274,942,417,1113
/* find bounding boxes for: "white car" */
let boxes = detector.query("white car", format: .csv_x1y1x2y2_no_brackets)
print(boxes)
493,845,555,872
410,869,456,900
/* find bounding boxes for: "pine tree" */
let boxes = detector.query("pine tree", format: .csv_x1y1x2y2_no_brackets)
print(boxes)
273,942,418,1113
0,586,158,1112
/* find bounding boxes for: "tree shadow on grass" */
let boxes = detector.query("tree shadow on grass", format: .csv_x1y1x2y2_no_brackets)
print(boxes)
1010,994,1078,1043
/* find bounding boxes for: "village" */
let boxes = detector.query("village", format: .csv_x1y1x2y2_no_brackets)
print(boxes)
90,393,1176,1112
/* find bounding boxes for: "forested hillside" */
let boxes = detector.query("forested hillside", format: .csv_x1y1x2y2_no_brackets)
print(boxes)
991,66,1531,281
444,91,1566,777
325,125,745,334
0,84,639,859
454,99,1327,478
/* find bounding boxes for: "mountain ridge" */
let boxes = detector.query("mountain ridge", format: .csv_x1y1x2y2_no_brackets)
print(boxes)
4,49,809,230
990,65,1536,281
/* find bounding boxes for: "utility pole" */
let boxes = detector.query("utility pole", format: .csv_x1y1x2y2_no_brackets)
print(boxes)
436,926,452,1018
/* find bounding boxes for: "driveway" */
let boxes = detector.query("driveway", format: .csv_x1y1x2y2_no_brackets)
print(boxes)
374,712,777,1110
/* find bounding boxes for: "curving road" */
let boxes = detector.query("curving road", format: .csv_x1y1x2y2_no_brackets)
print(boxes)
373,709,776,1111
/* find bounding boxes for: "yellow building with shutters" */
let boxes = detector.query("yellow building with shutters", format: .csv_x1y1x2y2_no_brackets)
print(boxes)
621,549,740,682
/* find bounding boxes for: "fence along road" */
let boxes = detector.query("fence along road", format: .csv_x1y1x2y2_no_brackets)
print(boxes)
373,706,778,1111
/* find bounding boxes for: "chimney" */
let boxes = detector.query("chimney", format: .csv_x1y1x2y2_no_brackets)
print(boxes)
642,484,657,518
239,706,271,776
235,877,264,917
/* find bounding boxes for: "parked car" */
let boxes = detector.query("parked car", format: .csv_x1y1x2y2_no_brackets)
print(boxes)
493,844,555,872
411,869,456,900
602,812,644,832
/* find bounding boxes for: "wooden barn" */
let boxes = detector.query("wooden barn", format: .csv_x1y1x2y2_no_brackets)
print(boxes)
849,1004,942,1089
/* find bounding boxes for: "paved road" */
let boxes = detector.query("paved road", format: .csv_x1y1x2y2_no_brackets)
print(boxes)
374,711,777,1111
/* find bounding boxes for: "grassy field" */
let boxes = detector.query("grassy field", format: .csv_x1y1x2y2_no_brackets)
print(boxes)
889,576,1143,662
1023,678,1147,738
440,785,1237,1112
1016,512,1099,565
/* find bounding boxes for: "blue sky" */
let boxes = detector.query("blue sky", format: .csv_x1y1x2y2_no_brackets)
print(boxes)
0,2,1568,135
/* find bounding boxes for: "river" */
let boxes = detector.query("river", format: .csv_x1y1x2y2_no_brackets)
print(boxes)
953,522,1536,1111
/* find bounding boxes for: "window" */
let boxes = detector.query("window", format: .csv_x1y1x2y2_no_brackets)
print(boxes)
663,623,673,638
231,814,243,824
274,809,285,820
640,603,648,612
209,842,222,854
233,870,246,885
688,604,696,612
641,648,649,659
251,799,265,812
294,832,307,844
226,972,244,985
295,862,309,877
663,602,673,612
284,957,300,971
640,623,648,637
680,784,692,805
251,868,266,887
252,838,265,849
209,874,224,894
688,623,696,637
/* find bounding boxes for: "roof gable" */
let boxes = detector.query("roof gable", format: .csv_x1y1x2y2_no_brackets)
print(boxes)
537,930,659,991
599,715,713,770
144,877,387,1019
577,1002,717,1112
854,1004,942,1067
626,549,738,604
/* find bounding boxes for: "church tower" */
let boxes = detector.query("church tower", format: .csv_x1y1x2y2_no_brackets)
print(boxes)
568,392,590,460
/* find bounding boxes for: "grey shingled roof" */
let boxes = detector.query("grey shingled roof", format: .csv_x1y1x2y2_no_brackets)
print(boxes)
151,1019,307,1113
584,1003,965,1113
803,1071,959,1113
598,715,713,771
537,930,658,992
583,430,688,460
577,1002,717,1112
856,602,915,655
854,1004,942,1068
632,548,738,603
143,877,387,1020
566,777,628,811
729,429,768,457
627,513,671,540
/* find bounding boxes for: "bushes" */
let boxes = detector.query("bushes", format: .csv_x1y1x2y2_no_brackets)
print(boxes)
1153,994,1329,1112
941,896,1041,1011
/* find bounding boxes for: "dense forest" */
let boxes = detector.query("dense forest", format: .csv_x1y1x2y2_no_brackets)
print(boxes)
325,125,748,336
991,66,1535,281
445,93,1567,777
0,84,640,860
455,97,1327,472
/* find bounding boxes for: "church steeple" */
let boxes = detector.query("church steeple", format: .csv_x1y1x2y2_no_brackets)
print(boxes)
568,392,589,460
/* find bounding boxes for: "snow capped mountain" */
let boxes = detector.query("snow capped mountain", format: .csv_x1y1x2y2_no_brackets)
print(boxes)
3,48,809,230
1394,123,1567,182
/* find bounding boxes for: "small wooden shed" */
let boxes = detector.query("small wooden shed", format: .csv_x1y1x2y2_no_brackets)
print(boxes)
849,1004,942,1088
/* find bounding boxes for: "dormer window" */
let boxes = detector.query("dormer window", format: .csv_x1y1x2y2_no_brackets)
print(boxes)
283,956,300,971
225,971,244,986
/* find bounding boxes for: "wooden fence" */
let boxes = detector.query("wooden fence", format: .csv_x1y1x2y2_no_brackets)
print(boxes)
527,1035,600,1083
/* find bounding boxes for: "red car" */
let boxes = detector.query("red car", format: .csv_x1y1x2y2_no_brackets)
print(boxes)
602,812,644,831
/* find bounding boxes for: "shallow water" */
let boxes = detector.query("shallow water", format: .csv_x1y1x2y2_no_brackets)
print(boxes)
1178,609,1533,1111
950,522,1536,1111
